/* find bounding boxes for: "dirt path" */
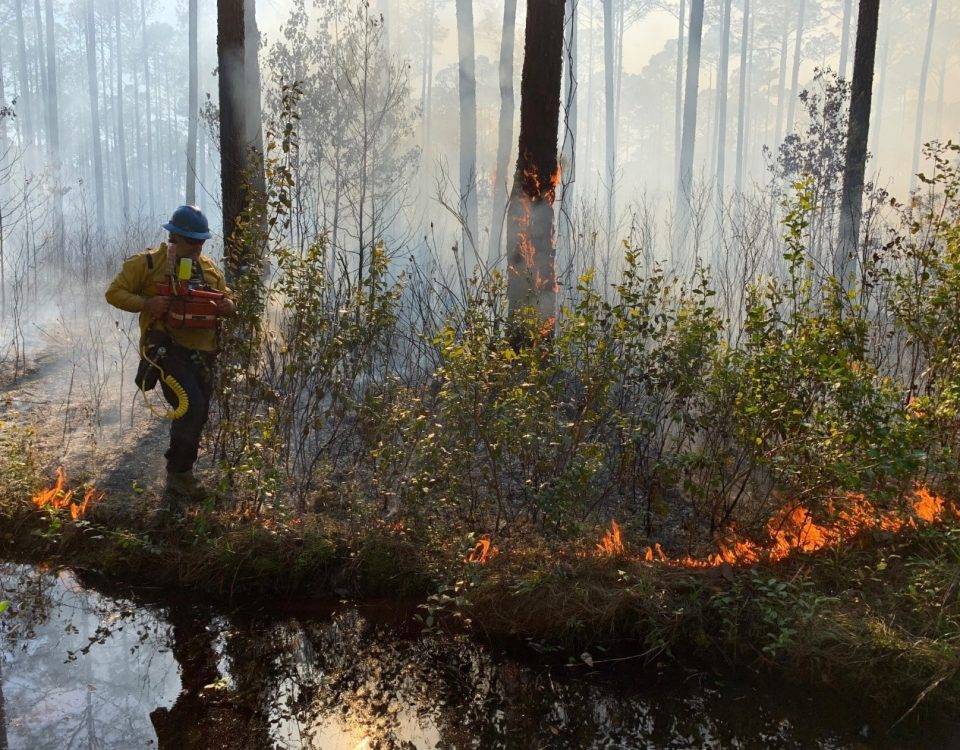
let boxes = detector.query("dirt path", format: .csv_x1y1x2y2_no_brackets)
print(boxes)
1,340,170,500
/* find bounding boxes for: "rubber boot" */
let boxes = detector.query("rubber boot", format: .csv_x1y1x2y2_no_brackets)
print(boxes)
165,470,208,502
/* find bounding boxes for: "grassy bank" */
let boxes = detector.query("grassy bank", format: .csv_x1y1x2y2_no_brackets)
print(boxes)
2,438,957,723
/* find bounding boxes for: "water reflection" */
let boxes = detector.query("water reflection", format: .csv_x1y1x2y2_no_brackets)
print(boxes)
1,563,956,749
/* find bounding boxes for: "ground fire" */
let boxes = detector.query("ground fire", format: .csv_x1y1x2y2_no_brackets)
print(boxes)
595,487,957,568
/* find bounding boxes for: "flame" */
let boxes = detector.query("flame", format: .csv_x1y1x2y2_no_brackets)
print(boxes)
596,519,624,557
467,536,497,564
31,467,100,520
624,486,957,569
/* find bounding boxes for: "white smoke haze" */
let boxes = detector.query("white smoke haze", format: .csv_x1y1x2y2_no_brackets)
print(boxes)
0,0,957,280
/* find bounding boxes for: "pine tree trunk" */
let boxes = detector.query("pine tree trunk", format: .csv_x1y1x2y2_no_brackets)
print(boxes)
114,0,129,220
773,26,789,146
85,0,105,235
602,0,615,246
140,0,155,217
243,0,265,202
219,0,245,262
32,0,47,148
674,0,686,181
455,0,479,270
677,0,704,224
489,0,517,267
13,0,32,147
733,0,750,193
839,0,852,80
420,0,435,166
506,0,565,323
910,0,937,191
186,0,198,204
868,12,889,160
43,0,62,245
558,0,578,266
837,0,879,283
785,0,806,136
714,0,731,199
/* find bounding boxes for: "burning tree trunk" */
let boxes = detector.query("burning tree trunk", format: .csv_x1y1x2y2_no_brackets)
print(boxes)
186,0,198,204
836,0,879,284
84,0,105,235
910,0,937,191
676,0,704,233
455,0,479,270
489,0,517,267
217,0,266,280
733,0,750,193
506,0,565,324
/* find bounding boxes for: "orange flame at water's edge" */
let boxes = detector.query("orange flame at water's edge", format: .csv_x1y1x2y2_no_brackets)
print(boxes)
31,467,100,520
596,487,956,569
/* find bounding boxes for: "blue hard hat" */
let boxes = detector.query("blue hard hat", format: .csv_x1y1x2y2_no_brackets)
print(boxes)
163,205,212,241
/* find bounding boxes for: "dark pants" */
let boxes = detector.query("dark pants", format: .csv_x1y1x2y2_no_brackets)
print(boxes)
159,344,215,474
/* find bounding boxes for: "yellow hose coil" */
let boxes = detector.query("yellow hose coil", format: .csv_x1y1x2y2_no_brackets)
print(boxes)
138,344,190,420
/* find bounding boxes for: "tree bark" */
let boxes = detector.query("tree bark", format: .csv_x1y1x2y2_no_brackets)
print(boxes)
785,0,806,137
910,0,937,191
839,0,852,80
674,0,686,182
13,0,32,147
218,0,266,278
733,0,750,193
602,0,615,246
218,0,247,259
489,0,517,267
714,0,732,199
85,0,105,235
506,0,565,323
186,0,198,204
677,0,704,225
455,0,479,270
114,0,130,220
558,0,578,263
836,0,879,283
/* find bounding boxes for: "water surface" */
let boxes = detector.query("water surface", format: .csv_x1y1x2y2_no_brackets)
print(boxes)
1,563,956,749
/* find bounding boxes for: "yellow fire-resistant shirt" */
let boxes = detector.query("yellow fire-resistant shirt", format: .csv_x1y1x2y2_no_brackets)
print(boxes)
105,242,230,352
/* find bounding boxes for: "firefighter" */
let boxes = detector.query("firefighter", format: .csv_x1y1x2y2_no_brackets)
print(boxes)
105,205,236,501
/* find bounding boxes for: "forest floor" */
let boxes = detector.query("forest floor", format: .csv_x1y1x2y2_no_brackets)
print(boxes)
0,340,958,728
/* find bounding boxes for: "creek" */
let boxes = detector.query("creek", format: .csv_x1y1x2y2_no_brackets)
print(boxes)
0,562,956,749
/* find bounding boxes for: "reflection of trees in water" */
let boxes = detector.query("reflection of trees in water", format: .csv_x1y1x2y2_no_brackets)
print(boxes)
0,564,178,749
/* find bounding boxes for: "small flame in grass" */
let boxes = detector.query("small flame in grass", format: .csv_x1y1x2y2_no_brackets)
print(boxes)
32,467,100,520
596,520,624,557
597,487,957,570
467,536,497,564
